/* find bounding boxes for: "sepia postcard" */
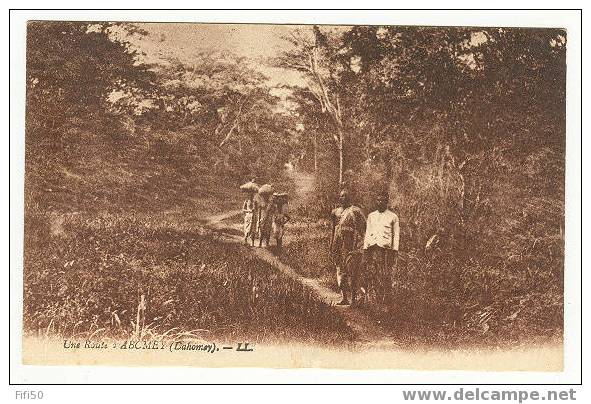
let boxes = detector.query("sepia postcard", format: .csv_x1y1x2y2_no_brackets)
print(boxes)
10,10,580,381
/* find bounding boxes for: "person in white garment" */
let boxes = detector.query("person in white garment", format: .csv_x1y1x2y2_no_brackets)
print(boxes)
363,190,400,303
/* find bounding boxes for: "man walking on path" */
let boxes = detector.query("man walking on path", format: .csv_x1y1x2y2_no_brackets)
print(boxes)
330,190,366,305
363,190,400,304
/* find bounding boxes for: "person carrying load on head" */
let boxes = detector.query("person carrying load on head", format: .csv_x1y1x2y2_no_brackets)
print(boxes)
272,193,290,248
363,189,400,304
330,190,366,305
240,179,259,246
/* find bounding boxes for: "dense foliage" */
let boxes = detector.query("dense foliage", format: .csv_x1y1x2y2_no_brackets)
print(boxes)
24,22,565,345
25,21,295,216
278,26,565,343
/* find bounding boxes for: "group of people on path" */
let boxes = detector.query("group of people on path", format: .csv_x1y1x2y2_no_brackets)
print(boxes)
241,180,290,248
241,178,400,307
330,189,400,306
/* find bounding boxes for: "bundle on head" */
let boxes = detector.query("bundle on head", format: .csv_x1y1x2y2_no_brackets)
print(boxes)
258,184,274,195
240,181,259,193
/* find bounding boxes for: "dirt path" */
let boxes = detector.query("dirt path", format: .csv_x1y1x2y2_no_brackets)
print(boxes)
207,217,396,347
204,209,243,226
202,177,397,348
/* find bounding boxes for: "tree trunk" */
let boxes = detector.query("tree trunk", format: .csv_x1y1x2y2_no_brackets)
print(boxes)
313,132,318,174
384,151,392,182
337,126,344,186
366,130,371,165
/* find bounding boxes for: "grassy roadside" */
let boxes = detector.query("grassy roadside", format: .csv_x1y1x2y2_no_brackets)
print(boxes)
23,210,354,346
275,224,563,349
279,222,336,291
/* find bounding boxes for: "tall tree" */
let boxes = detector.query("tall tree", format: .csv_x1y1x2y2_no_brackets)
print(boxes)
277,27,350,185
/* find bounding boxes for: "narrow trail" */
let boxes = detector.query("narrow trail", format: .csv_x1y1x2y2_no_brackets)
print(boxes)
204,209,243,226
201,170,398,348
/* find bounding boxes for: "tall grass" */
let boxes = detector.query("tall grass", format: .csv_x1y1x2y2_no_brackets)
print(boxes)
23,210,354,345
